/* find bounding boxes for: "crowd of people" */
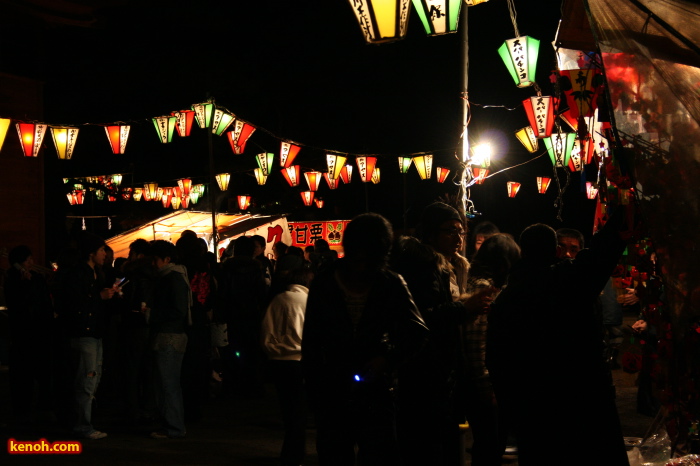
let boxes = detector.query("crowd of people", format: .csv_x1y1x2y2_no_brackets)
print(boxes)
2,201,642,465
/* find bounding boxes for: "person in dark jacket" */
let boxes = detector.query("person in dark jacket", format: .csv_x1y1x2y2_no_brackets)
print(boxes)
5,245,55,427
148,240,191,439
302,213,428,466
486,208,630,465
219,236,268,398
56,232,117,440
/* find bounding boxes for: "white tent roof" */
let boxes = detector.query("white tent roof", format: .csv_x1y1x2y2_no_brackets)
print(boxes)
105,211,287,259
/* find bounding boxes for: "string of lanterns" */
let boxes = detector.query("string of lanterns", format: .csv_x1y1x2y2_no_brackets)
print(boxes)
0,1,613,214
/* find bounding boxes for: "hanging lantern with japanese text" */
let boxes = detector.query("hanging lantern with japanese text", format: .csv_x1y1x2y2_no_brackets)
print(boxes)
104,124,130,154
256,152,275,177
347,0,410,44
300,191,315,206
216,173,230,191
436,167,450,183
398,156,413,174
326,154,347,180
523,96,558,138
171,109,195,137
282,165,301,187
304,171,322,191
544,132,576,168
238,195,251,211
356,156,377,183
514,126,538,153
498,36,540,88
324,173,339,190
192,101,214,129
413,154,433,180
211,108,235,136
412,0,462,36
153,115,177,143
536,176,551,194
50,126,79,160
280,141,301,168
16,122,48,157
227,120,256,154
254,168,268,186
340,165,353,184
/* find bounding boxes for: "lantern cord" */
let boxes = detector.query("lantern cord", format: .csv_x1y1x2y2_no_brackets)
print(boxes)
507,0,520,38
471,151,547,187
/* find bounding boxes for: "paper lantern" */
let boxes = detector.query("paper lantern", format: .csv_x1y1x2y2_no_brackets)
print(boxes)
356,156,377,183
568,137,596,173
192,101,214,129
314,198,324,208
50,126,79,159
153,115,177,143
472,167,489,184
300,191,315,206
280,141,301,168
110,174,123,187
256,152,275,176
371,167,381,184
121,187,133,201
212,108,235,136
326,154,347,180
189,190,200,205
413,154,433,180
180,194,190,209
161,187,172,208
171,110,195,137
347,0,410,44
340,164,353,184
498,36,540,88
215,173,230,191
436,167,450,183
254,168,268,185
108,194,118,202
464,0,489,5
412,0,462,36
237,195,251,211
515,126,538,153
559,69,603,121
16,122,48,157
536,176,551,194
559,112,579,132
227,120,256,154
523,96,558,138
304,171,322,191
507,181,521,198
544,132,576,168
144,182,159,201
133,188,143,202
324,173,339,190
398,156,413,174
470,144,491,167
155,187,164,202
0,117,10,152
178,178,192,196
95,189,105,201
282,165,301,187
171,195,182,210
586,182,599,200
104,124,130,154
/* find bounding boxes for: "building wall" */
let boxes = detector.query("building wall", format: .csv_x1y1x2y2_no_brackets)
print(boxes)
0,72,45,271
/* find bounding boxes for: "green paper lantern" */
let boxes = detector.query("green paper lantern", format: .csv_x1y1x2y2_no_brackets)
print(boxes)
498,35,540,88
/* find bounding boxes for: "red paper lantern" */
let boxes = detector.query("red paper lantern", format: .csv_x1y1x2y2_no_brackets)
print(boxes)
536,176,551,194
300,191,315,206
522,96,558,138
238,195,251,211
472,167,489,184
314,198,324,208
323,172,339,190
104,124,130,154
171,110,195,137
356,156,377,183
280,141,301,167
339,165,353,184
178,178,192,196
226,120,256,154
16,122,48,157
282,165,301,187
507,181,521,198
436,167,451,183
304,171,322,191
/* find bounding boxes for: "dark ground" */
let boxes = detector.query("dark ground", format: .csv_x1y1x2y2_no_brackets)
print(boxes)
0,309,653,465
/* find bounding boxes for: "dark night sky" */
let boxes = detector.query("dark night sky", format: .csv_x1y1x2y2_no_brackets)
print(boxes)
2,0,597,244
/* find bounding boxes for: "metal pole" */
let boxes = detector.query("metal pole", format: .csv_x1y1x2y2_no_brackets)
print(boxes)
208,100,218,256
458,4,470,220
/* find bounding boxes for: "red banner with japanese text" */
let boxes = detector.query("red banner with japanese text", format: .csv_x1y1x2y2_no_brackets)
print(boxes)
287,220,349,254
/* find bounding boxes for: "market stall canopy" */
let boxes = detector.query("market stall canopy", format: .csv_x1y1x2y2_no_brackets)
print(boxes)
105,211,289,260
